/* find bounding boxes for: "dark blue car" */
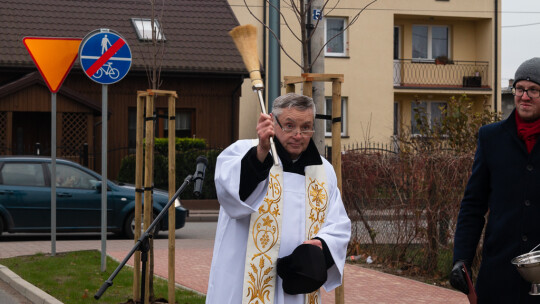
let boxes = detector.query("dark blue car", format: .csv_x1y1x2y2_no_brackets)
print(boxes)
0,156,188,239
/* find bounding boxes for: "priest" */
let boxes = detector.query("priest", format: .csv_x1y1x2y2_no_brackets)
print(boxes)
206,93,351,304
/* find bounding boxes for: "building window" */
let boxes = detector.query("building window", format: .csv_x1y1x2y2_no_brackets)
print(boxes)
131,18,166,41
324,97,347,136
128,108,138,153
394,26,401,60
411,101,446,134
393,102,400,136
325,17,347,57
412,25,449,60
128,108,193,153
164,110,193,138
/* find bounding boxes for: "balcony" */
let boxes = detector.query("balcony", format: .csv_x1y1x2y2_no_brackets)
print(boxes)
393,59,490,90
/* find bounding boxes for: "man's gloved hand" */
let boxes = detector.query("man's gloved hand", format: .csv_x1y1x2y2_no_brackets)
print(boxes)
449,260,471,294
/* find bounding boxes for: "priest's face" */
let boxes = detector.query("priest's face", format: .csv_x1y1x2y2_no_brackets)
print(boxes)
514,80,540,122
274,108,315,160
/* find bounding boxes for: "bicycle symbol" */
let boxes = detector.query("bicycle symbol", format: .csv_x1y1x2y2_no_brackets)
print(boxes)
93,62,120,79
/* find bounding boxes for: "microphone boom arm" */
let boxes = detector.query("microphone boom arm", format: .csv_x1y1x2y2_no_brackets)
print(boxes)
95,166,200,300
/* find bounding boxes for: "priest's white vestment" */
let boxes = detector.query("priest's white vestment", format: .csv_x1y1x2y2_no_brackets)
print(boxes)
206,139,351,304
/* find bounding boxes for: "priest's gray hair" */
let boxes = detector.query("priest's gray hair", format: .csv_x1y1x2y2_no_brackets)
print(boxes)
271,93,316,118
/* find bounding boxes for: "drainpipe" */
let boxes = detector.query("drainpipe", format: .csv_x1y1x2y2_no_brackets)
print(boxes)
494,0,499,111
263,0,266,84
268,0,280,111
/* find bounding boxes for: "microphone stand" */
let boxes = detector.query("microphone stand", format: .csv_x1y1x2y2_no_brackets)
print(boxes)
94,173,196,302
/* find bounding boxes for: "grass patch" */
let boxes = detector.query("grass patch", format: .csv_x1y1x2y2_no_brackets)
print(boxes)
0,250,205,304
348,243,454,288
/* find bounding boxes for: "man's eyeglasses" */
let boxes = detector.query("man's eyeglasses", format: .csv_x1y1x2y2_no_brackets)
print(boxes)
275,116,315,137
513,87,540,98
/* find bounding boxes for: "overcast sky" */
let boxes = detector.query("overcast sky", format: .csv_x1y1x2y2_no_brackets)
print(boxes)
502,0,540,86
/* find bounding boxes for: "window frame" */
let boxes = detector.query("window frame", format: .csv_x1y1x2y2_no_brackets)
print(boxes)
393,102,400,136
324,17,348,57
163,109,195,139
128,107,195,153
411,24,450,61
410,100,447,135
131,18,166,41
324,96,348,137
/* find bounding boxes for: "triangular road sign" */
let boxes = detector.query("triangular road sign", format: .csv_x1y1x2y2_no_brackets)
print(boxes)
23,37,82,93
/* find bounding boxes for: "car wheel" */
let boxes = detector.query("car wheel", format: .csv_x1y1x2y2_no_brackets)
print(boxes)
0,216,3,237
124,212,160,239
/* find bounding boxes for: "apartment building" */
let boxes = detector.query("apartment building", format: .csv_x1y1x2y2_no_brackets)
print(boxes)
229,0,501,148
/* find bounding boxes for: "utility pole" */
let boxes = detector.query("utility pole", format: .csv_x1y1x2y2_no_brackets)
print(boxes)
309,0,326,155
268,0,280,110
309,5,345,302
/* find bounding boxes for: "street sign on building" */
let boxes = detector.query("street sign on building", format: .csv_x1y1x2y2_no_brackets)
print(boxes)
79,29,132,85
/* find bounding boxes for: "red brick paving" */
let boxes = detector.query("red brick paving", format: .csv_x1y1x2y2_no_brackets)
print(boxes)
107,239,469,304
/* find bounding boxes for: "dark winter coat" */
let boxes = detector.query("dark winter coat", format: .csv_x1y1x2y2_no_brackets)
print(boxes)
453,110,540,303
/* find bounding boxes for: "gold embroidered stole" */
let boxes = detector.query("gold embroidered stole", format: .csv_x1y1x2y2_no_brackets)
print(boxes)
304,166,329,304
242,162,328,304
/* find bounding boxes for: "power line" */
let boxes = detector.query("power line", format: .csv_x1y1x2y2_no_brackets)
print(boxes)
502,22,540,28
228,3,540,14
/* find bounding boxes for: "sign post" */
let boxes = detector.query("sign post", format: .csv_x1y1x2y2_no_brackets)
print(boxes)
80,29,131,271
23,37,82,257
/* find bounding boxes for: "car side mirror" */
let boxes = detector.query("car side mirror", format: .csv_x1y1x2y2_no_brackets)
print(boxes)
95,181,102,192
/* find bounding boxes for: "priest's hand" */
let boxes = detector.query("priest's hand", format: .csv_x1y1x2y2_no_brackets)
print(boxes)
303,239,323,250
256,113,275,163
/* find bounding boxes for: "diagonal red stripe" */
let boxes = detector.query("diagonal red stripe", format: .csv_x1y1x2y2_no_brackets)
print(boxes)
85,38,126,77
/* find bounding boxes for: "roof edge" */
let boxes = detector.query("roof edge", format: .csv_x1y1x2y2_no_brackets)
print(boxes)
0,72,102,113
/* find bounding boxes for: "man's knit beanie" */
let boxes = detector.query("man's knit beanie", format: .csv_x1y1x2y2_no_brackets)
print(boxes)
514,57,540,87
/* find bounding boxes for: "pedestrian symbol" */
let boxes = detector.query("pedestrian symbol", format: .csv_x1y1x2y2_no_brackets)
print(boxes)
101,34,112,54
79,29,131,85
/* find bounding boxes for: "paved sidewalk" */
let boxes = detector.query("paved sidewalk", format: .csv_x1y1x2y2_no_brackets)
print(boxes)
107,222,469,304
0,221,469,304
108,248,469,304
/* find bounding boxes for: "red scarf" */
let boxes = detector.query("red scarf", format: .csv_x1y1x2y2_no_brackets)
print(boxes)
515,111,540,153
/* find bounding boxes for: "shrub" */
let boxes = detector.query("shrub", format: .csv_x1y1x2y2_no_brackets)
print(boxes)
342,94,501,281
154,137,206,156
117,138,221,199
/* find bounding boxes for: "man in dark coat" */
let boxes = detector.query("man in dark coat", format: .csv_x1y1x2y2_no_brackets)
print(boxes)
450,57,540,303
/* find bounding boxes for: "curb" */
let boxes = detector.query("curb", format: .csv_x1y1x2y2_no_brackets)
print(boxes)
186,210,218,222
0,264,62,304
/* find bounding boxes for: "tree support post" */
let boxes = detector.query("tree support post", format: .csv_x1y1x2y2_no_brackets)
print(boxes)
135,89,178,304
284,73,345,304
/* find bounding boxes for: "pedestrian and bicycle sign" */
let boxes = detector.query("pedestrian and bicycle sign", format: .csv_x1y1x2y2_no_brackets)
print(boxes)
79,29,131,85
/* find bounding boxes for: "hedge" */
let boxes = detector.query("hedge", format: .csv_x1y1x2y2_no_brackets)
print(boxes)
153,137,206,155
117,137,221,199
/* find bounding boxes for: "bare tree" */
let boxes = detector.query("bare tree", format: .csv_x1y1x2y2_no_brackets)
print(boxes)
133,1,166,302
243,0,378,72
137,0,166,90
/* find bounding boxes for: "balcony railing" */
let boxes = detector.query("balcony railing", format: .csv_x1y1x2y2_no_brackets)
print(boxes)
393,59,490,89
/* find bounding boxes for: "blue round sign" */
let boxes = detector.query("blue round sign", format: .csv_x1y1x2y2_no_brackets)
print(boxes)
79,29,132,85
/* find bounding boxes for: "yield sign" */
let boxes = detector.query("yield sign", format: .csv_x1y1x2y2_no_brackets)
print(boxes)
23,37,82,93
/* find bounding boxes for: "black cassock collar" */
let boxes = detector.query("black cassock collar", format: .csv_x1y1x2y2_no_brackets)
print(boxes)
274,138,323,176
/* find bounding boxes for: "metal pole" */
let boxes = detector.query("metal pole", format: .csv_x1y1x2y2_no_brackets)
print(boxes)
51,93,57,257
101,84,108,272
310,0,326,155
268,0,280,110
